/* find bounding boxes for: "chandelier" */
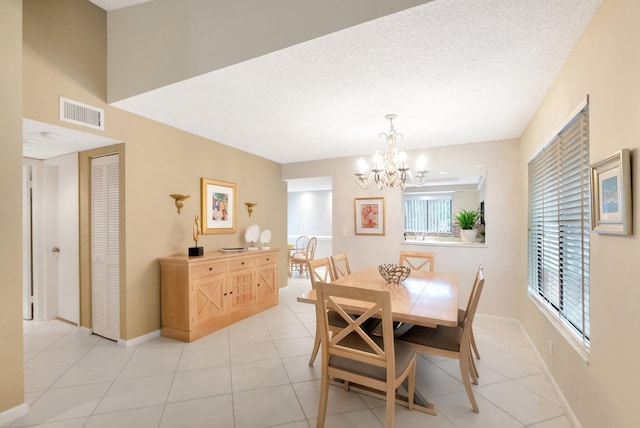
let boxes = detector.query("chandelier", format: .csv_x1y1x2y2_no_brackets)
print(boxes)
355,114,428,190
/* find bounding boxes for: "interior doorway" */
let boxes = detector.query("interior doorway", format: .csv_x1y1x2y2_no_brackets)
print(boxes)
286,176,333,261
22,119,120,323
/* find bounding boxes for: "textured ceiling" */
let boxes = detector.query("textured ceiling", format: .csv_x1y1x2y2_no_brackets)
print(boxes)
28,1,602,165
111,0,603,166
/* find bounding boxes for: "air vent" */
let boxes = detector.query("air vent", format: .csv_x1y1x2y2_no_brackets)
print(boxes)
59,96,105,130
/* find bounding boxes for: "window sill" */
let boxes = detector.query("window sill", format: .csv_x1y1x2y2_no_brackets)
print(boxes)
527,292,590,364
402,239,487,248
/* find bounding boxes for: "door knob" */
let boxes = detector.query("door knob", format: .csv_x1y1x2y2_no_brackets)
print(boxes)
52,247,60,253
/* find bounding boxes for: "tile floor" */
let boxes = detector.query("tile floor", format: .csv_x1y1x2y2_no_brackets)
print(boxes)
5,276,574,428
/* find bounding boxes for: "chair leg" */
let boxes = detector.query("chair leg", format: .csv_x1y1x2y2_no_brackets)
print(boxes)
407,359,416,411
468,353,478,385
317,368,329,428
470,350,479,380
385,384,395,428
309,332,321,366
459,352,479,413
471,327,481,360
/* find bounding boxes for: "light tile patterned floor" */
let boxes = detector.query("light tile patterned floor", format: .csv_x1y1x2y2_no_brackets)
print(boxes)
5,276,574,427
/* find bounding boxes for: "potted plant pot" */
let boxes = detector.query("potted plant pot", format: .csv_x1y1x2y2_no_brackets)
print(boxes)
460,229,477,243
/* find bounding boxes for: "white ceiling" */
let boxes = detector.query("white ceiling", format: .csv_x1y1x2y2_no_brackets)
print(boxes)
27,0,602,166
23,119,120,160
110,0,603,166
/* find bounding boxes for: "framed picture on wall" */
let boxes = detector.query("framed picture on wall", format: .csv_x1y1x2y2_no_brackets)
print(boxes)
200,178,236,234
354,197,385,235
590,149,632,235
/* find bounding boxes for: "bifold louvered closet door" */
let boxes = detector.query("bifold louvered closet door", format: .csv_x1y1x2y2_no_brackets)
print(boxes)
91,154,120,341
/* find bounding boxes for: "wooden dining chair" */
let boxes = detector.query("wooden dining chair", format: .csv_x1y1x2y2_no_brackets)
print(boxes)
330,253,351,279
396,264,484,413
306,258,345,366
399,251,435,273
315,282,416,428
289,236,317,277
459,265,483,364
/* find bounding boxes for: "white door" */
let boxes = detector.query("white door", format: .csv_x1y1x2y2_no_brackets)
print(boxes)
91,154,120,341
22,165,33,320
51,154,79,324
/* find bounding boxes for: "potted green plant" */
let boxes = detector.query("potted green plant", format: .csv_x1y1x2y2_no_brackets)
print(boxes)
453,209,482,243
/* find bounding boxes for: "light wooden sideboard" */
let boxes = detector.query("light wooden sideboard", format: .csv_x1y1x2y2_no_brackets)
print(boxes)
158,249,279,342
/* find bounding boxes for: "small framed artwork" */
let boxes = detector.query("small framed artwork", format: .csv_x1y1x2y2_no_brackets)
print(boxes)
354,197,385,235
590,149,632,235
200,178,236,234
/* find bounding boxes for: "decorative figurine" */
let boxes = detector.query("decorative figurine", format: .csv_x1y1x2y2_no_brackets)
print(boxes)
189,215,204,257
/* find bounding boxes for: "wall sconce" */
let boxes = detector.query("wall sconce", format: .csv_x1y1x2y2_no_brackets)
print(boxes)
245,202,257,217
170,194,190,214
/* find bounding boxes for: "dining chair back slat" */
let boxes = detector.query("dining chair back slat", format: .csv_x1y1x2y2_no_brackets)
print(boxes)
330,253,352,279
399,251,435,273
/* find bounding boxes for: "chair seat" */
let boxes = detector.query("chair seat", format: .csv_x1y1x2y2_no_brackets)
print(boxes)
329,333,416,381
397,324,463,353
327,310,349,328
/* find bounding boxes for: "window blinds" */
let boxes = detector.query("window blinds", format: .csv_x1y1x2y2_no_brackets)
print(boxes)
528,106,590,346
405,198,453,233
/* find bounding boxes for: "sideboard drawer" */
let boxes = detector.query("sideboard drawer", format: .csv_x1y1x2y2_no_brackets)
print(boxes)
256,254,277,266
228,257,255,272
191,261,226,278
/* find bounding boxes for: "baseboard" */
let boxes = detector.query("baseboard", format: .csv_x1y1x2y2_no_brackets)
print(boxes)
0,403,28,426
516,320,583,428
117,329,161,348
475,312,521,326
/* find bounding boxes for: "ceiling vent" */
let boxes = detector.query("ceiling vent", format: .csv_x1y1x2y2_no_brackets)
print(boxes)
59,96,105,131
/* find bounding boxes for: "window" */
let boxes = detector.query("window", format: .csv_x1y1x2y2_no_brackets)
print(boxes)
528,104,590,348
405,194,452,233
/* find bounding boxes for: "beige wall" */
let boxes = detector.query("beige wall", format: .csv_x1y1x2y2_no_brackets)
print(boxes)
107,0,429,102
23,0,288,342
283,139,522,319
518,0,640,426
0,0,25,416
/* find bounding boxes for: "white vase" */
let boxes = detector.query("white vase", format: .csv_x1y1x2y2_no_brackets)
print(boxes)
460,229,477,243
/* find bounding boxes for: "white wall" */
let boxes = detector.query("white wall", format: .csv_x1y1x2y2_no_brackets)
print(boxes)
282,138,521,318
288,190,333,259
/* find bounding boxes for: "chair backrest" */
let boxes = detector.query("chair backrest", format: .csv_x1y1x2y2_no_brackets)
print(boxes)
315,282,395,373
295,235,309,250
330,253,351,279
306,236,318,261
307,258,335,289
462,265,485,332
399,251,435,273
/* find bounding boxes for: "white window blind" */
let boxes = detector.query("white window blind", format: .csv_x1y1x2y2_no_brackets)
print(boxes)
528,106,590,347
405,195,452,233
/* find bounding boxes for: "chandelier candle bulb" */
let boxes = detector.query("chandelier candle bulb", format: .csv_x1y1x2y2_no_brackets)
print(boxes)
357,158,368,174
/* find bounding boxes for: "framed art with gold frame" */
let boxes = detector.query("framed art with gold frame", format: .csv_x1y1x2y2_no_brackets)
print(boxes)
590,149,632,235
354,197,385,235
200,178,236,234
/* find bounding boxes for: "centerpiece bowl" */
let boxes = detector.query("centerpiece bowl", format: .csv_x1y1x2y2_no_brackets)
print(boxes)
378,264,410,283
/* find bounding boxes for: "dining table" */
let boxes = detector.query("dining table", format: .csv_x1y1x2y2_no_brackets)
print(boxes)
297,265,460,415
